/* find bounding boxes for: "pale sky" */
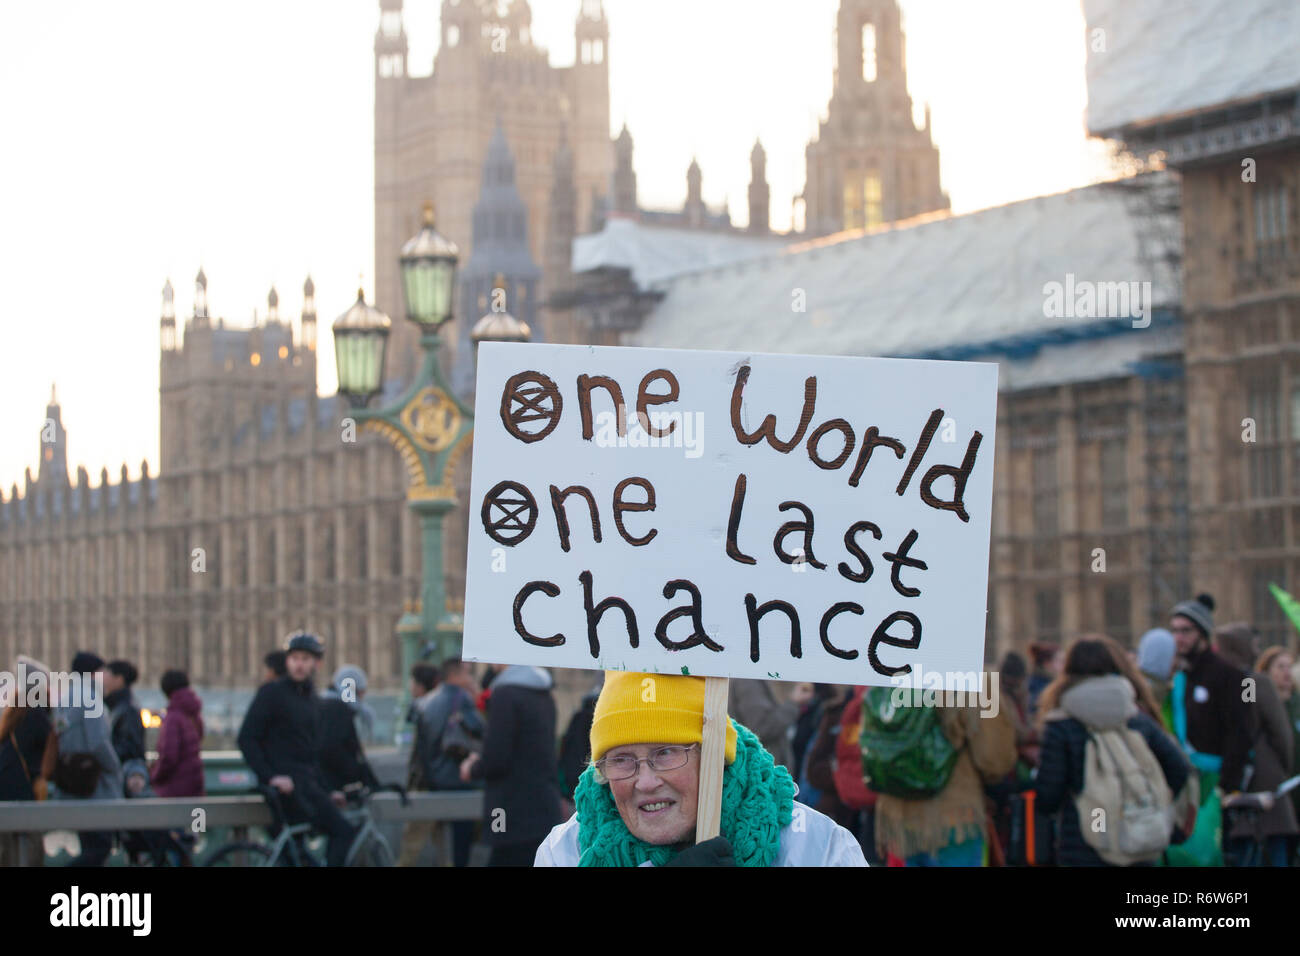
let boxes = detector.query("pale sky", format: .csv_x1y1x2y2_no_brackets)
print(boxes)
0,0,1112,494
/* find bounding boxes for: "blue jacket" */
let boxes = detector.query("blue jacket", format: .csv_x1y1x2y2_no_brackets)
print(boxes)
53,702,123,802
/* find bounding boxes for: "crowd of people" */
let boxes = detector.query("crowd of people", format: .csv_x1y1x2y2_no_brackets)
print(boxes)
3,589,1297,867
0,652,205,865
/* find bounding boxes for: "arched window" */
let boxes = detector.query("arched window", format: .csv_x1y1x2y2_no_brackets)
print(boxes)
861,23,876,82
447,24,460,48
863,173,882,227
842,179,860,230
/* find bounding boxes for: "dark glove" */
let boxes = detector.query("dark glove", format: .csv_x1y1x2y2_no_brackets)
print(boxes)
663,836,736,867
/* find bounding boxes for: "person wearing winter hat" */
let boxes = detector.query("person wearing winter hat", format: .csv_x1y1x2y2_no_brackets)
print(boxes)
323,664,376,744
237,632,359,866
318,665,381,795
1167,594,1257,797
1136,628,1177,717
534,672,866,867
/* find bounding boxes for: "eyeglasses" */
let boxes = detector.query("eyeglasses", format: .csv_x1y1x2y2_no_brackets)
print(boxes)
593,744,699,782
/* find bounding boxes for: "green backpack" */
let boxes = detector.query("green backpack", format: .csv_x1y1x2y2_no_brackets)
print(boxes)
859,687,959,798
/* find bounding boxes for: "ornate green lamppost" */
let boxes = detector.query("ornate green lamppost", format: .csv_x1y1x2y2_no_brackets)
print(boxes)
332,202,473,744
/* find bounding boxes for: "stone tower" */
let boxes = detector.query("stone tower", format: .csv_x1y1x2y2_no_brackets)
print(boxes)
373,0,612,387
38,385,68,488
610,122,637,217
159,270,316,475
748,138,770,234
684,157,705,228
545,123,580,344
454,120,542,395
802,0,948,236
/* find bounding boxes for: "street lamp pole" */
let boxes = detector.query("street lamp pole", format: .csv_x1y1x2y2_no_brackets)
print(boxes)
332,203,472,744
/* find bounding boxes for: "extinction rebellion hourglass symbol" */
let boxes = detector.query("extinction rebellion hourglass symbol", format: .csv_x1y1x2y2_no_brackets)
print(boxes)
499,371,563,443
481,480,538,546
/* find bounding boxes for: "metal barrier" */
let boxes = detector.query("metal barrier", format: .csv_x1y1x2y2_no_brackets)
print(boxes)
0,791,483,832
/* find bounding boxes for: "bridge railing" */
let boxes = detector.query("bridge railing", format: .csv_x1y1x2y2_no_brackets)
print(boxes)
0,791,482,834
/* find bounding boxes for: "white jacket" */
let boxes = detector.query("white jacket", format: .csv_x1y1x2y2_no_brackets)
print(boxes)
534,800,868,867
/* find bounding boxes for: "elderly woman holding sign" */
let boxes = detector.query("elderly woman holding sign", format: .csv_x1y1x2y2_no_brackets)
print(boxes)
534,672,866,866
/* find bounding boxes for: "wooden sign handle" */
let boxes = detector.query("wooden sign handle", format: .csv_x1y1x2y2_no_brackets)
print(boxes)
695,676,729,843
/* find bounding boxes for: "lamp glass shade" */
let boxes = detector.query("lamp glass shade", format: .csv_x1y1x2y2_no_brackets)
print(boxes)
401,256,456,327
334,328,388,403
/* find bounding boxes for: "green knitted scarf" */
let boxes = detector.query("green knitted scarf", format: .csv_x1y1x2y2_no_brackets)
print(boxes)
575,720,795,867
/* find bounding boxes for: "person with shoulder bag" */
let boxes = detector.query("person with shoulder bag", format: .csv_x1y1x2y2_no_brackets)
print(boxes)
0,656,54,865
417,658,483,866
1035,637,1191,867
870,683,1017,866
46,652,124,867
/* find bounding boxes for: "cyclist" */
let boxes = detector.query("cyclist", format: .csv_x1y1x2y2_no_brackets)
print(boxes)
237,632,358,866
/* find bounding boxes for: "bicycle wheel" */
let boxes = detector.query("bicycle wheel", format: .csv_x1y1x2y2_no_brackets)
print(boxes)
346,832,395,867
201,842,272,867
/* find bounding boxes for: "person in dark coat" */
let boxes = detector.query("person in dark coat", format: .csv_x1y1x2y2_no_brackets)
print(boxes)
802,687,862,834
397,663,441,867
237,633,358,867
1027,642,1062,718
0,656,52,865
791,683,837,796
1035,638,1191,867
106,659,176,863
318,693,381,794
1257,645,1300,852
1168,595,1257,794
460,664,563,866
558,681,601,811
104,660,149,797
406,657,483,866
262,650,287,684
1216,624,1298,866
151,670,205,798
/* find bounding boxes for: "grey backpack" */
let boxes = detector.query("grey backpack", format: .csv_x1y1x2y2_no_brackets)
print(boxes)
1074,725,1174,865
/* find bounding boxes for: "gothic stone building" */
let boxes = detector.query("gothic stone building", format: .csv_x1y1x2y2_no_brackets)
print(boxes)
374,0,612,387
0,275,431,686
1084,0,1300,646
613,174,1185,662
12,0,1277,695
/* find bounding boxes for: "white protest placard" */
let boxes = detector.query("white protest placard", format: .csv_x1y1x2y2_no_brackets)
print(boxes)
463,342,998,688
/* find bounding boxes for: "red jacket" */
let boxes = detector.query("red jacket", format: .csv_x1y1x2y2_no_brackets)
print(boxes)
151,687,205,797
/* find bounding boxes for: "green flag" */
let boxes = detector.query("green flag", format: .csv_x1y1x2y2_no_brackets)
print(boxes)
1268,582,1300,636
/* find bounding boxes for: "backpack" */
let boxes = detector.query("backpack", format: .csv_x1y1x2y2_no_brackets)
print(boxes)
859,687,959,798
53,752,102,797
832,687,875,809
1073,724,1174,865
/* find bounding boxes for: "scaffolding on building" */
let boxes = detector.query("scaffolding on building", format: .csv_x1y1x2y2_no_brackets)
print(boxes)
1103,159,1190,625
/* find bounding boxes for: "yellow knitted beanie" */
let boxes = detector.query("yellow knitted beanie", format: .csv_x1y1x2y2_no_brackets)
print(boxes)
589,671,737,764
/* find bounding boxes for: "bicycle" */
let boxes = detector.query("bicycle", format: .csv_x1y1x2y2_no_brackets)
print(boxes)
201,782,407,867
1221,774,1300,867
